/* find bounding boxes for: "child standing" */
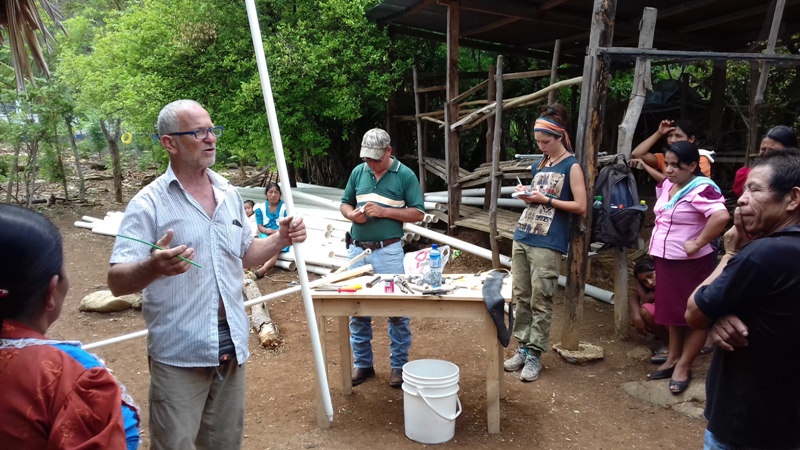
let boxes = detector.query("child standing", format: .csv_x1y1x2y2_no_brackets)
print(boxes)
253,183,289,278
629,257,670,363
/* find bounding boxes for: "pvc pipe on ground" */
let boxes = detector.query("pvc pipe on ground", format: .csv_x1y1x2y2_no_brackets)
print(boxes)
305,265,333,276
425,186,519,198
275,260,296,271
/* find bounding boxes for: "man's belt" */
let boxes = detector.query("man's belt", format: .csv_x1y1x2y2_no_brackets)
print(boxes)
353,238,401,251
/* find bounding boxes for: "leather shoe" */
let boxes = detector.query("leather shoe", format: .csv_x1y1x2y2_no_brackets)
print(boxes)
351,367,375,386
389,368,403,388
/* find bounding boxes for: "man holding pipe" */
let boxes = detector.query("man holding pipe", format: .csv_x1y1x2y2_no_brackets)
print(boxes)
107,100,306,450
340,128,425,387
686,150,800,450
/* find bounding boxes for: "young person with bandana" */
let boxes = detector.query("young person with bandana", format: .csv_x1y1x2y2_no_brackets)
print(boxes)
504,104,587,382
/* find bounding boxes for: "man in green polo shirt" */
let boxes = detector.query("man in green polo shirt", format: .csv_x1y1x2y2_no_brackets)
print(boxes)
340,128,425,387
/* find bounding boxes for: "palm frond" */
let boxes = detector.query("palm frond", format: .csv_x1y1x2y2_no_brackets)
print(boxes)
0,0,64,91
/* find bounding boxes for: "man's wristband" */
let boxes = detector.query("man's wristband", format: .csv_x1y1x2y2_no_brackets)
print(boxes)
547,197,553,207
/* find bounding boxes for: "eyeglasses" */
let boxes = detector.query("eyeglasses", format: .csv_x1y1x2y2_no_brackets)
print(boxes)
167,126,224,140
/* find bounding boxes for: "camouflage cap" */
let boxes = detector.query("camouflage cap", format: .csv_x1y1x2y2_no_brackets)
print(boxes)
360,128,390,160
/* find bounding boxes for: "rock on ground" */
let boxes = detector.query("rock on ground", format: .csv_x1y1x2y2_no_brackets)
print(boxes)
79,290,140,313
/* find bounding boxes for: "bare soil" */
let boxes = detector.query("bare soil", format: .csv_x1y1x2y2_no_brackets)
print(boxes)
35,170,708,450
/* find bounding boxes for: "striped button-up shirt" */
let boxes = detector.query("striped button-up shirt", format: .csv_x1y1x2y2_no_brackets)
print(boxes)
110,165,253,367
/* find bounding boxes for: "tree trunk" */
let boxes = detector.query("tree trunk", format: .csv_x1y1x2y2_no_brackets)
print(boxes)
25,140,39,208
99,118,123,203
242,278,283,348
65,119,86,202
52,121,69,201
6,144,21,203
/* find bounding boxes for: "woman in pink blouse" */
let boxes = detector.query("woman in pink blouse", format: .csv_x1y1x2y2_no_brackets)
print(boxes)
647,141,729,394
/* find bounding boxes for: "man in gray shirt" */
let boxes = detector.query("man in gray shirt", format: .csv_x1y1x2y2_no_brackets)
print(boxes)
108,99,306,450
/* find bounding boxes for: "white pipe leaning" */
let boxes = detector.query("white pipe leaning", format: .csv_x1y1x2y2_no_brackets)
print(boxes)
244,0,333,422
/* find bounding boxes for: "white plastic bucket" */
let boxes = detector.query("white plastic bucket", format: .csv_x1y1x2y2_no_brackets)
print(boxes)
402,359,462,444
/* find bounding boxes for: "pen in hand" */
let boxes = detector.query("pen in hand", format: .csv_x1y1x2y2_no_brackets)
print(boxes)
116,234,203,268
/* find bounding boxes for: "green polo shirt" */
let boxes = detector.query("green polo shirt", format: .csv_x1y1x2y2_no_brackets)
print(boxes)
341,157,425,242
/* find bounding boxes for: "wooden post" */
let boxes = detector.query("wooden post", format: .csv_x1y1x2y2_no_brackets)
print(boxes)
445,0,461,232
747,0,783,166
746,61,760,166
483,65,496,212
616,7,656,159
755,0,785,106
561,0,617,351
489,57,503,269
709,60,727,144
413,65,427,193
613,7,656,339
548,39,561,105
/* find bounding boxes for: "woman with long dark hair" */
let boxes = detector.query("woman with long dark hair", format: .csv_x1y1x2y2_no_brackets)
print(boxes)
647,141,729,394
0,205,139,449
732,125,797,197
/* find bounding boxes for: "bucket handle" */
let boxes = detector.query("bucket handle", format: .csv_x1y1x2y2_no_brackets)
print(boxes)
418,388,462,421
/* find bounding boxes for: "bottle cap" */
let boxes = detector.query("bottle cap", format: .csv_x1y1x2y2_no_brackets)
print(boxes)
597,195,603,200
432,243,438,250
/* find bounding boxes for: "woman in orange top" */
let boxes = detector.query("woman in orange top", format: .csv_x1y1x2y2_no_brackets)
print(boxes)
630,119,713,181
0,205,139,450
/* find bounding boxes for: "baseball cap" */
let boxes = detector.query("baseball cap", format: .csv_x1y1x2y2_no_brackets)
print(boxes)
360,128,390,160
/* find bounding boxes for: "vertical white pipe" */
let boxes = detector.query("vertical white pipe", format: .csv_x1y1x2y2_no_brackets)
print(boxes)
243,0,333,422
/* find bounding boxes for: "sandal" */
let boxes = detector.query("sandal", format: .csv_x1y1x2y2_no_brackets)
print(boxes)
669,371,692,395
650,348,669,364
648,365,675,380
254,270,264,279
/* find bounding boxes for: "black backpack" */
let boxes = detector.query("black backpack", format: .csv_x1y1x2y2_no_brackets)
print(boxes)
590,154,646,248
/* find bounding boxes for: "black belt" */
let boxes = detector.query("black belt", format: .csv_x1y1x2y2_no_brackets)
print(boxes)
353,238,402,251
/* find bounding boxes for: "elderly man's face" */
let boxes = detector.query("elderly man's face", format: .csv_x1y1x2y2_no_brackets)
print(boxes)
739,165,790,238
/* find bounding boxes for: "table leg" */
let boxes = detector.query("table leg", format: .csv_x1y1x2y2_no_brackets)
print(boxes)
314,301,330,429
338,316,352,394
485,315,500,434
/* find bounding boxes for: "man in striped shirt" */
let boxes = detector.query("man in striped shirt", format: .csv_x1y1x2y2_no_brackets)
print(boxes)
107,100,306,450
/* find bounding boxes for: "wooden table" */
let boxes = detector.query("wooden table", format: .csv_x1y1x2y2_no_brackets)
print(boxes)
310,274,511,434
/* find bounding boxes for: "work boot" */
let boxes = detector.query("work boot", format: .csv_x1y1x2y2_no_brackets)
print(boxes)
520,355,541,382
352,367,375,386
503,348,527,372
389,368,403,388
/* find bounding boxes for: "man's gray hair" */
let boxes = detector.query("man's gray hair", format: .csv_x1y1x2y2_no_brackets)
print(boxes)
157,100,203,136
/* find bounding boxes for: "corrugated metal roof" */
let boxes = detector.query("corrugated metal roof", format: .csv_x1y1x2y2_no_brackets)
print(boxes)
366,0,800,60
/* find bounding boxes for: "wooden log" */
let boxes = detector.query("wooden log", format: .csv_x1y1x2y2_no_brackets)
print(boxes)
561,0,617,352
243,277,282,348
548,40,561,105
413,65,426,194
445,0,461,232
489,55,504,269
501,69,551,81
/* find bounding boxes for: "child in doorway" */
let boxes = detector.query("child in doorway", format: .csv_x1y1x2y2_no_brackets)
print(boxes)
253,183,289,278
629,257,670,363
243,200,259,237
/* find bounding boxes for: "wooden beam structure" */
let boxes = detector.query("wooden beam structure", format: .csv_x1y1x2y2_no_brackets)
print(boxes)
445,0,461,232
597,47,800,63
613,7,656,340
413,65,426,194
561,0,617,352
489,55,503,269
548,39,561,105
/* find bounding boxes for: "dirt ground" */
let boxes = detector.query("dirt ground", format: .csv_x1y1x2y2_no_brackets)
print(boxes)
30,196,710,450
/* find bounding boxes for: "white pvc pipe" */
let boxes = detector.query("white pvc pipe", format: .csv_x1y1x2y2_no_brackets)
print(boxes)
82,265,374,351
425,185,519,198
244,0,332,422
424,194,526,209
305,265,333,276
275,260,296,271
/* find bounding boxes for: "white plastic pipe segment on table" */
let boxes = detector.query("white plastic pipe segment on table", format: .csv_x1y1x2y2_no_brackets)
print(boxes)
244,0,333,422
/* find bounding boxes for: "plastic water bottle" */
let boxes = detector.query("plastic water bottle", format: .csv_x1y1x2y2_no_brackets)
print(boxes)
429,244,442,287
592,195,603,210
